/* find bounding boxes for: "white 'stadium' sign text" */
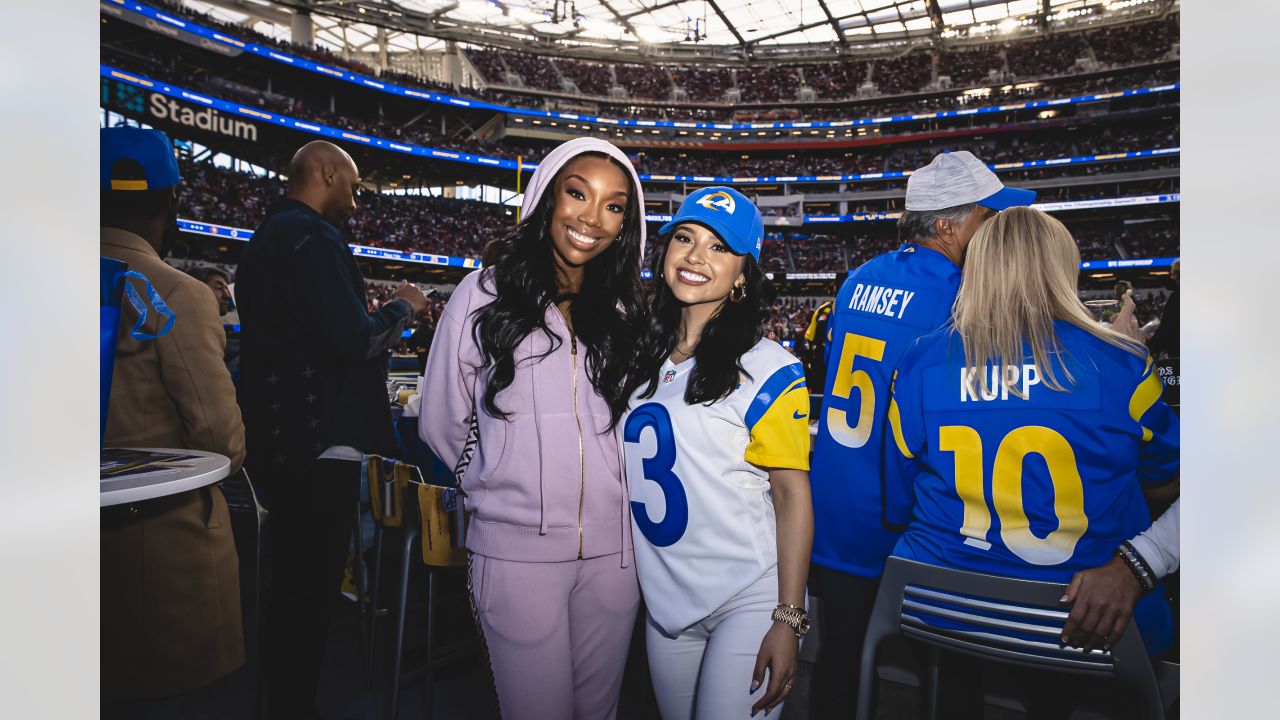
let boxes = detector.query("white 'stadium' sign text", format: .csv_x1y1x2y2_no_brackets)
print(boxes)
149,94,258,142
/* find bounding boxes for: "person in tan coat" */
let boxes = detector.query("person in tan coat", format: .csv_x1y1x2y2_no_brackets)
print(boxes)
100,127,247,717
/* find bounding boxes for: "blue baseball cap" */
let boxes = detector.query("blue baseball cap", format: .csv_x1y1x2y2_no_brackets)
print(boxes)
659,186,764,261
101,126,182,192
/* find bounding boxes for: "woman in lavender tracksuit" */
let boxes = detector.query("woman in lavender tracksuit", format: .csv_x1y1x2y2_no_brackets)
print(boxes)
419,137,646,719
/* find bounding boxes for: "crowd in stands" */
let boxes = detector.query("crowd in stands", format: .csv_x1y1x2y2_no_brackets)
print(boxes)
631,124,1178,178
178,160,511,259
105,39,1178,190
1031,178,1177,202
1088,15,1180,67
1000,156,1180,184
1068,217,1178,260
175,158,1177,271
143,0,1175,107
759,238,790,273
508,62,1176,124
764,297,828,345
558,60,613,97
671,66,735,102
872,53,935,95
1131,290,1171,328
138,0,1176,117
939,46,1003,86
459,16,1173,103
737,66,801,103
787,235,848,273
1064,225,1119,260
1108,218,1180,258
507,52,562,91
798,62,865,99
465,47,508,85
103,47,543,160
614,63,672,100
1004,31,1089,77
107,16,1179,141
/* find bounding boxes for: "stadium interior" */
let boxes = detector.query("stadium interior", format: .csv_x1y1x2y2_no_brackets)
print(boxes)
99,0,1181,717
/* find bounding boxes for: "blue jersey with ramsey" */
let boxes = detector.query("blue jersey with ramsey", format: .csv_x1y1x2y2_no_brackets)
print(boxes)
885,320,1179,577
810,244,961,578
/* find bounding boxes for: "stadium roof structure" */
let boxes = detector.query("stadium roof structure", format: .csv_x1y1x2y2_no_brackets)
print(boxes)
184,0,1174,62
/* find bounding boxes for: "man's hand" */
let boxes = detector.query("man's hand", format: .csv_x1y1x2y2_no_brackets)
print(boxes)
391,281,430,317
1060,555,1142,651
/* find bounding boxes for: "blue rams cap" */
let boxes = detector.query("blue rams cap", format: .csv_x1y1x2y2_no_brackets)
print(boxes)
101,126,182,192
659,186,764,261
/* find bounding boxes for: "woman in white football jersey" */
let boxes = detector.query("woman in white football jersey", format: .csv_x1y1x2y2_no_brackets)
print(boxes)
622,186,814,718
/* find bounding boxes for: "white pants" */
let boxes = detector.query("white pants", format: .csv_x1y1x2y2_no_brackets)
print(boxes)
646,569,787,720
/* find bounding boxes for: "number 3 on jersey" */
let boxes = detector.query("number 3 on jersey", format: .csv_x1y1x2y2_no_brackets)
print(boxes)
827,332,887,448
625,403,688,547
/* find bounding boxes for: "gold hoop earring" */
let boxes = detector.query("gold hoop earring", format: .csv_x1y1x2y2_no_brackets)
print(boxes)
729,283,747,303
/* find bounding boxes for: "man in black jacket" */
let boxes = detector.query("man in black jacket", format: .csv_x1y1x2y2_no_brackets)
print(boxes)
236,140,430,719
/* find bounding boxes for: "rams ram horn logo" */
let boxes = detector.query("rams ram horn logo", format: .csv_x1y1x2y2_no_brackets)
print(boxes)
695,191,736,214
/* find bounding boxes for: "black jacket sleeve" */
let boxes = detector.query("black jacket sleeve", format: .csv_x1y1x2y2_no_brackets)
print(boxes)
287,227,414,364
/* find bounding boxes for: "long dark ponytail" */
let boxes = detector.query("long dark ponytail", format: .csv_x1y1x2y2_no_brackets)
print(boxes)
472,152,645,425
627,235,777,405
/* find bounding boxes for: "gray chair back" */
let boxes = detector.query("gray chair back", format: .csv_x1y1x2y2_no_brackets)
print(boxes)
855,556,1164,720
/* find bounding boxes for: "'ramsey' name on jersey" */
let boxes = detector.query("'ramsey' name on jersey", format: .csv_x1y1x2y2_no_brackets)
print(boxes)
847,282,916,320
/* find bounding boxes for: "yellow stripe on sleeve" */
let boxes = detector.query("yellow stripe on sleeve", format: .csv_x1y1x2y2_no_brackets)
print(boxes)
887,395,914,459
744,377,811,470
1128,356,1162,442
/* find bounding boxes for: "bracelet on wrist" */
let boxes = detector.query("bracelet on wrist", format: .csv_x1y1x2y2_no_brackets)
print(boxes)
1116,541,1157,593
770,605,811,637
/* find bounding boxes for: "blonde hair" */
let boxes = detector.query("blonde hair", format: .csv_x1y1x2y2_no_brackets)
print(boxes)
952,206,1145,399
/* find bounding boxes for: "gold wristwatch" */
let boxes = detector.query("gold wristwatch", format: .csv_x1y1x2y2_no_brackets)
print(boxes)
771,604,811,637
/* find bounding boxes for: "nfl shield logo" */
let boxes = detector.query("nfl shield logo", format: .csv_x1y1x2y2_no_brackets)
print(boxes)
663,369,677,384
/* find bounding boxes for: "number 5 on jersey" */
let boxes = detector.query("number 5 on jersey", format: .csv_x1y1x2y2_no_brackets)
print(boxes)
827,332,887,448
625,403,689,547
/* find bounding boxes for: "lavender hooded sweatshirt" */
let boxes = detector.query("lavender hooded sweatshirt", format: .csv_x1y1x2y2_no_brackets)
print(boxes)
418,138,646,564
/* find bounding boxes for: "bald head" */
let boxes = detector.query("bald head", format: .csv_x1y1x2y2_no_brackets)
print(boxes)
287,141,361,225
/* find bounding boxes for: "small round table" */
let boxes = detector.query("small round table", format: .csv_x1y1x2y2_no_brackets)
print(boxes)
100,448,231,507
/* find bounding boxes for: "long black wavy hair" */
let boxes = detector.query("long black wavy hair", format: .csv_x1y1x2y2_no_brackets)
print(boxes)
627,227,777,405
472,151,645,425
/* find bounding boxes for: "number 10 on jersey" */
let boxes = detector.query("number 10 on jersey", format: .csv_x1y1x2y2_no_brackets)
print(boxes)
827,332,887,449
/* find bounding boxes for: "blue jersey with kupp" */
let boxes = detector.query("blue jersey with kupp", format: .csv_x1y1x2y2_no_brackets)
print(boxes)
884,322,1180,651
810,244,961,578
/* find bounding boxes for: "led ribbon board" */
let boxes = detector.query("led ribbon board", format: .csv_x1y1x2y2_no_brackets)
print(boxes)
104,64,1178,186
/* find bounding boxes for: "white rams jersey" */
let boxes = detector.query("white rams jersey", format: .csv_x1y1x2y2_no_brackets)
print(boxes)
624,338,811,636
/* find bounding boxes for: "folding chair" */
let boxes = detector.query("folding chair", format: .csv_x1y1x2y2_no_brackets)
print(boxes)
855,557,1166,720
218,468,269,718
364,455,468,720
366,456,413,680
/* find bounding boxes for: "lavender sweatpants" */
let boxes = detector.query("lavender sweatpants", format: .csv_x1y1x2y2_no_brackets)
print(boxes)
468,552,641,720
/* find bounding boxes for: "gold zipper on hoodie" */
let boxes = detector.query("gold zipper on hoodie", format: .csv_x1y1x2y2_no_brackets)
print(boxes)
571,335,586,559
